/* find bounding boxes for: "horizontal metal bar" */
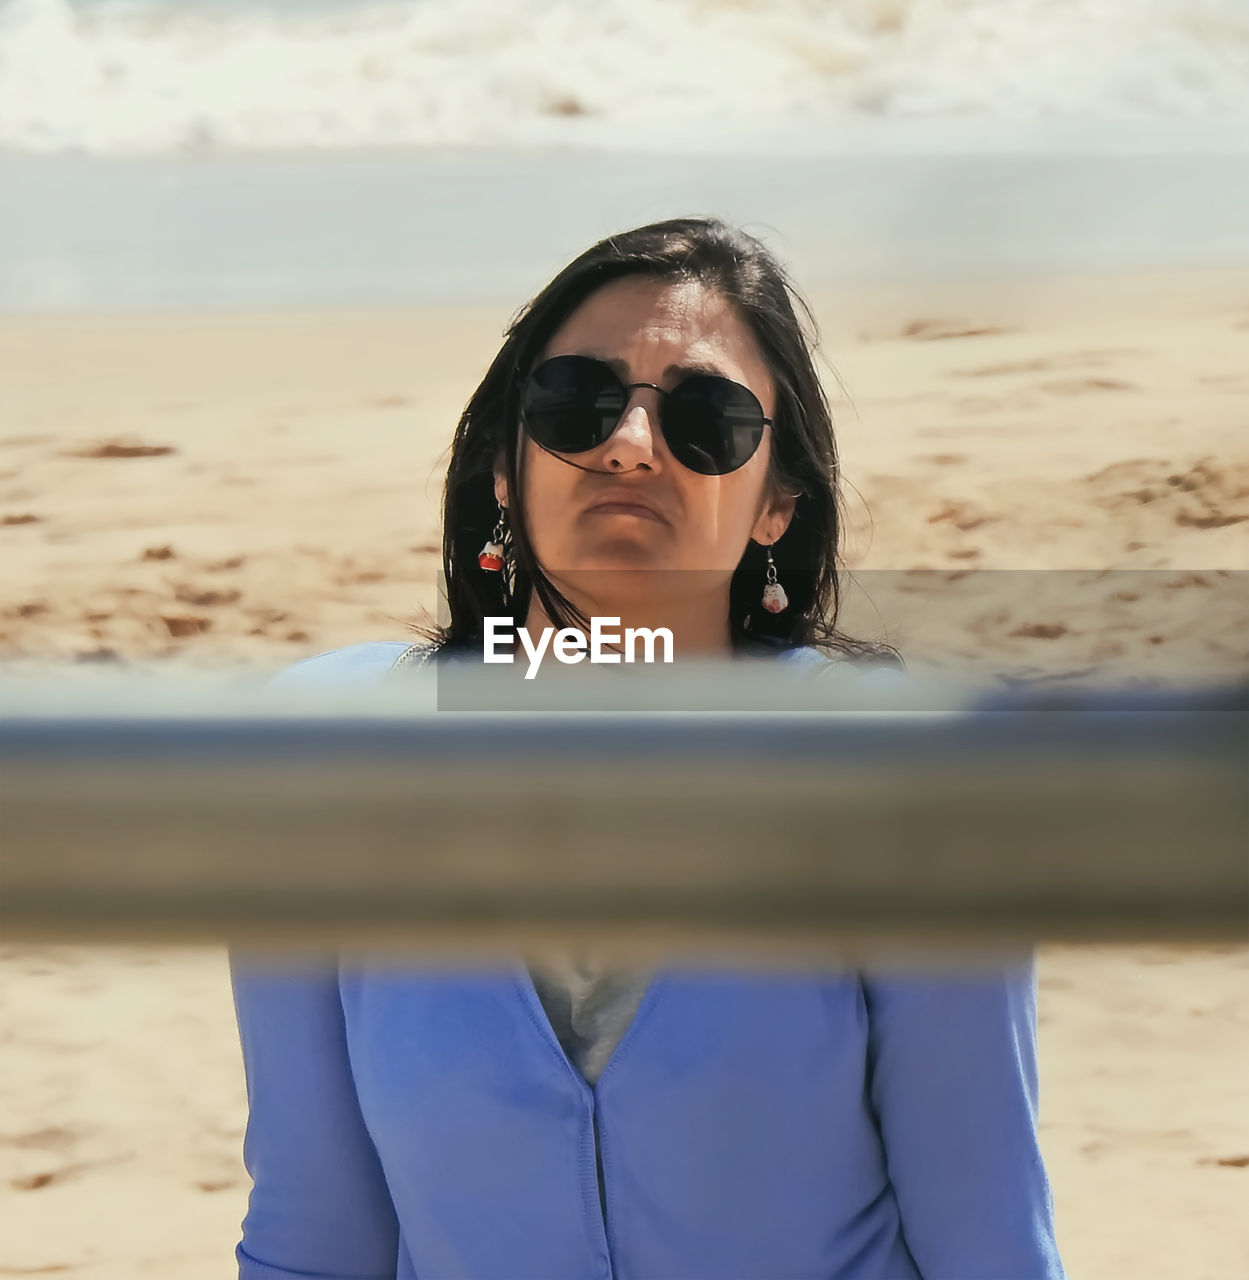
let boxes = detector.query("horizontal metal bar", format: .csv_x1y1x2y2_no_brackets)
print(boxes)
1,671,1245,952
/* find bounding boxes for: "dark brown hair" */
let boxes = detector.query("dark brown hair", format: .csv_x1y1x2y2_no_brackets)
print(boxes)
418,215,898,667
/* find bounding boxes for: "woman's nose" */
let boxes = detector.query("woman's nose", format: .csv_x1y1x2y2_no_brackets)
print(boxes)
602,393,662,471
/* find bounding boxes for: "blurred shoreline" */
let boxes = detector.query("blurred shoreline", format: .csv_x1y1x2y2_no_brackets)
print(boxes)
3,139,1248,311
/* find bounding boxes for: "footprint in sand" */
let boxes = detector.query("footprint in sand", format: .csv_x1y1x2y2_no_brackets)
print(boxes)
858,318,1015,343
196,1178,241,1192
63,439,176,459
899,318,1013,342
10,1154,132,1191
75,648,122,664
1040,376,1137,395
926,501,996,532
951,349,1138,378
0,1127,79,1152
1083,457,1249,529
1,513,41,526
173,586,241,607
160,615,212,638
1174,512,1249,530
1010,623,1069,640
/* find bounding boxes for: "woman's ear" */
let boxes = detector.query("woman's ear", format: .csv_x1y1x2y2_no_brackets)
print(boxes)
751,486,797,546
492,461,509,509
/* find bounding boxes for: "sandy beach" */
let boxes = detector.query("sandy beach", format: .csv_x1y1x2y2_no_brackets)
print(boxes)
1,268,1247,1276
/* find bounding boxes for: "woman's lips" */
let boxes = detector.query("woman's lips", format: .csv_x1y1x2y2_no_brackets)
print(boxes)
584,501,667,523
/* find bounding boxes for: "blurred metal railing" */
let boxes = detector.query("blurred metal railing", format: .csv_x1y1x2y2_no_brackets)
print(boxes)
1,664,1245,955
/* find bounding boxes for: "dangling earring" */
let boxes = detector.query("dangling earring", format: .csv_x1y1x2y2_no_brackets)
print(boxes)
478,501,506,572
761,544,788,613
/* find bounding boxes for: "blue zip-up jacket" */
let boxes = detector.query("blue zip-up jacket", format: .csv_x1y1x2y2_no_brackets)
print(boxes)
231,641,1066,1280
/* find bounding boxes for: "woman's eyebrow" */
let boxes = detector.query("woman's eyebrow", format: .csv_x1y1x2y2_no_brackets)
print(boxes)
579,352,730,381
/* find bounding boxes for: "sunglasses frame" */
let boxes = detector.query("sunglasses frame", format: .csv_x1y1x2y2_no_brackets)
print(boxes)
518,354,773,476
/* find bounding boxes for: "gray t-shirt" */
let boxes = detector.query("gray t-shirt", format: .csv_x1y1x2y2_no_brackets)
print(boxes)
526,950,654,1087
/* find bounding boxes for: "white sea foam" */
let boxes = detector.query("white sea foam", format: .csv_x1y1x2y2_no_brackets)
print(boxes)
1,0,1247,155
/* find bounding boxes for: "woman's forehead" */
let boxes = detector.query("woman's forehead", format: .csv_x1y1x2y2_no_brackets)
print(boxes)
542,276,774,401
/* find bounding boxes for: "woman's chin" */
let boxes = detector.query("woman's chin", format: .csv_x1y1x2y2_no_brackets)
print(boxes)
552,536,672,575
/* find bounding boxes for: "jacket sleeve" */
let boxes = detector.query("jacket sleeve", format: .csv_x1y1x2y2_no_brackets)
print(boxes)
860,955,1066,1280
230,951,400,1279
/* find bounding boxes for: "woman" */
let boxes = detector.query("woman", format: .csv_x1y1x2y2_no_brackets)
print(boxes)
231,217,1066,1279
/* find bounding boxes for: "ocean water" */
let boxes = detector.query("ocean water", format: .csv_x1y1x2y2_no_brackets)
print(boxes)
1,0,1246,309
3,143,1248,310
1,0,1246,155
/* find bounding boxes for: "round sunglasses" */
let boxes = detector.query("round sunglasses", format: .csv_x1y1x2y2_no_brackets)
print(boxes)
519,354,772,476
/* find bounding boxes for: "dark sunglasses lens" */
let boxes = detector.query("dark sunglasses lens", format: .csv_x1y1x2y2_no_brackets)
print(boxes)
664,376,767,475
522,356,623,454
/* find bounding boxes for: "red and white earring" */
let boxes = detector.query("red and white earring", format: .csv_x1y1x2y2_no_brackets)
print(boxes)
478,501,506,572
761,544,788,613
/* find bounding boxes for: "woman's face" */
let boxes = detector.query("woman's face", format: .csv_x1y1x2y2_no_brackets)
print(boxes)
496,275,793,606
